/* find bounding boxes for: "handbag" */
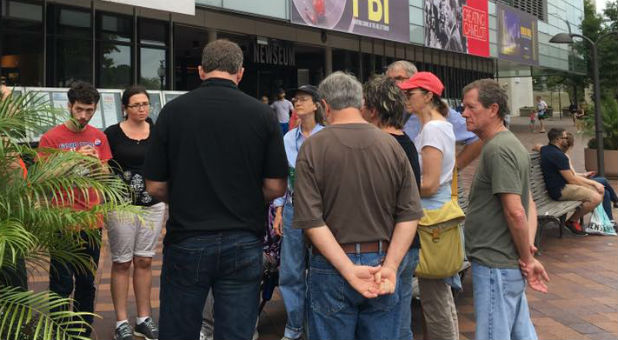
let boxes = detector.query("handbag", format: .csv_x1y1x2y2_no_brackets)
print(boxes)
415,168,465,279
585,204,617,236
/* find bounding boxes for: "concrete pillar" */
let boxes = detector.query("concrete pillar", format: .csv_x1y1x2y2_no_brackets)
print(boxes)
498,76,534,118
208,29,217,43
325,46,333,76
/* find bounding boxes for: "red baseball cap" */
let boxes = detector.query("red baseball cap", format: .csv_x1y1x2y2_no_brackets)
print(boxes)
397,72,444,96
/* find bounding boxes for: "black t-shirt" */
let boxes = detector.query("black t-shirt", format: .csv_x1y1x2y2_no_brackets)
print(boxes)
540,144,570,200
391,133,421,249
105,120,159,206
143,78,288,245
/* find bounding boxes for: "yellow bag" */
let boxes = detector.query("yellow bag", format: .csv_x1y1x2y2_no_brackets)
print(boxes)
415,169,465,279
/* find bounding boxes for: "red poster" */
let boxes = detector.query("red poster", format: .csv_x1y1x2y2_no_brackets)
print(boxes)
462,0,489,57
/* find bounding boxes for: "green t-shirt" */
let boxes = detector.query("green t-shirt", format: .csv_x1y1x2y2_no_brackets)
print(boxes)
465,131,530,268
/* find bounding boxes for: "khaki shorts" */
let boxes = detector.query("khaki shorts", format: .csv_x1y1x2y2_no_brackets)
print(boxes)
106,202,166,263
559,184,597,203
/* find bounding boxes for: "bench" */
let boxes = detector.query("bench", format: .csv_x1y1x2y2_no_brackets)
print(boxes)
529,152,582,248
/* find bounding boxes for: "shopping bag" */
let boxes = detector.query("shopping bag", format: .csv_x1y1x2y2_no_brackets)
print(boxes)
585,204,617,236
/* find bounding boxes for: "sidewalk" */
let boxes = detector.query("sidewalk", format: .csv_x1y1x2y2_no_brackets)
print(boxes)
28,115,617,340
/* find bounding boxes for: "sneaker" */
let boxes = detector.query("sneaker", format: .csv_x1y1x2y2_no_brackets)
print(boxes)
134,317,158,340
114,321,134,340
566,220,587,235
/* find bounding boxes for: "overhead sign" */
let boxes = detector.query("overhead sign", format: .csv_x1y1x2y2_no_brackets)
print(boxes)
497,3,539,66
290,0,410,43
252,40,296,67
424,0,489,57
101,0,195,16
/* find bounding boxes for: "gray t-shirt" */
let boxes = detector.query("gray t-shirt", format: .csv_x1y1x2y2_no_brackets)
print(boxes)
293,123,423,244
270,99,293,123
465,131,530,268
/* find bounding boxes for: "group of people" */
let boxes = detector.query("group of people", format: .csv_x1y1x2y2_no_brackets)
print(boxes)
537,128,617,234
37,82,163,340
22,38,555,340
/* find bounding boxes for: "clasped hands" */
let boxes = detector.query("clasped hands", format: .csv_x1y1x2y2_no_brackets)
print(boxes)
342,264,398,299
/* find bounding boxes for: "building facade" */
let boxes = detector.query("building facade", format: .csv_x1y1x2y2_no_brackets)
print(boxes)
0,0,583,112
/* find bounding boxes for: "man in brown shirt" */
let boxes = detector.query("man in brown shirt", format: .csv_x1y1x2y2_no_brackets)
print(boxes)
293,72,423,340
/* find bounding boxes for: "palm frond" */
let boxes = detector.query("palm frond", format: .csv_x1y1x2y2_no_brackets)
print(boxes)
0,286,95,340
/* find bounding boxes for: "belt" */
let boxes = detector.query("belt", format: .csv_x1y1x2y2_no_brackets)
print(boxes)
311,240,389,255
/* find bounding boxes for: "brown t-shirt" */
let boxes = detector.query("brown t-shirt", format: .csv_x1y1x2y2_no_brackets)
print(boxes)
293,123,423,244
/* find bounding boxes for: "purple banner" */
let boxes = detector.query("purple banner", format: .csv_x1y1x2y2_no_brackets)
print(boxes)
497,3,539,66
290,0,410,43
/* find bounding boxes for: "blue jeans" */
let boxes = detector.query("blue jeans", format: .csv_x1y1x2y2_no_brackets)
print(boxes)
592,177,617,220
49,229,101,337
280,123,289,134
306,252,401,340
159,231,263,340
279,202,307,339
471,262,537,340
399,248,419,340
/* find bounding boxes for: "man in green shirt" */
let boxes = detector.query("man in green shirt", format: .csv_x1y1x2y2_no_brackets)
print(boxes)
462,79,549,340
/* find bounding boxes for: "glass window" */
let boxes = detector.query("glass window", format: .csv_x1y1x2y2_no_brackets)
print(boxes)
140,48,167,90
140,19,167,46
99,13,132,43
0,0,43,86
99,43,131,88
47,38,92,87
46,4,93,86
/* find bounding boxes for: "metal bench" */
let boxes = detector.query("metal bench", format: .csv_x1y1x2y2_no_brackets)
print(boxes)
529,152,582,248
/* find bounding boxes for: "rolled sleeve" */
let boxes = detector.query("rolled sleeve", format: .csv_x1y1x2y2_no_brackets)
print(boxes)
292,154,325,229
448,108,479,144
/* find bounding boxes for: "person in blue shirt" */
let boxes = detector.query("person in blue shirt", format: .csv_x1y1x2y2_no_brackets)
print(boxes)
386,60,483,170
272,85,325,340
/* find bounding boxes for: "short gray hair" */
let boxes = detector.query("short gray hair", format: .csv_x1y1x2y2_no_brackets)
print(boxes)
463,79,510,118
386,60,418,77
318,72,363,110
201,39,243,74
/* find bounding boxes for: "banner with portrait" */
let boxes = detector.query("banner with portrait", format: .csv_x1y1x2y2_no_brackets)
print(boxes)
424,0,489,57
290,0,410,43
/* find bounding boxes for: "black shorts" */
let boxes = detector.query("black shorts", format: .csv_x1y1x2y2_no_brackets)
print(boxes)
538,112,546,120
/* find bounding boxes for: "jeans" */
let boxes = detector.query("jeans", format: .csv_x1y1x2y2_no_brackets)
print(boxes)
279,202,307,339
471,262,537,340
280,123,289,135
306,252,401,340
49,229,101,337
399,248,419,340
159,231,263,340
592,177,617,220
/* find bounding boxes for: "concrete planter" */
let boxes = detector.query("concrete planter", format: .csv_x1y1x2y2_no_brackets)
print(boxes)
585,148,618,178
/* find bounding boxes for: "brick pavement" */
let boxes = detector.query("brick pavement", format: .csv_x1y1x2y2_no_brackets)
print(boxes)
27,115,617,340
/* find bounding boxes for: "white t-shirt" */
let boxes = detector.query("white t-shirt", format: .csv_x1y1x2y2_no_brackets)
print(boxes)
537,100,547,113
271,99,293,123
414,120,456,187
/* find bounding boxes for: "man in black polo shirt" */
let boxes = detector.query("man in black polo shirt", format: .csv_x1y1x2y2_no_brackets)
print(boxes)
144,39,287,340
539,128,603,235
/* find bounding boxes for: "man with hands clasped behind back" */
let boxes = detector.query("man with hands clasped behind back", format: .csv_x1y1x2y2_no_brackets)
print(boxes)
293,72,423,340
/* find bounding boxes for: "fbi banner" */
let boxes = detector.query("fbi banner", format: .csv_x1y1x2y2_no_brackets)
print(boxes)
497,3,539,66
290,0,410,43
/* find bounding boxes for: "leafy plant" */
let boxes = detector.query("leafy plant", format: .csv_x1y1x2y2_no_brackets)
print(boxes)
0,91,132,339
585,96,618,150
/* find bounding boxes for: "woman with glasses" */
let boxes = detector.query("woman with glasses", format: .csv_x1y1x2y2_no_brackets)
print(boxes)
272,85,324,340
104,85,165,340
399,72,459,340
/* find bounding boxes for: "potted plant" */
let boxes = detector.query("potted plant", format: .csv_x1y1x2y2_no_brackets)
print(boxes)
584,97,618,177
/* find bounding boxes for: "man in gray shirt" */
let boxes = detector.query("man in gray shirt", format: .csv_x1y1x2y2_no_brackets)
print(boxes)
462,79,549,340
293,72,423,340
271,88,294,133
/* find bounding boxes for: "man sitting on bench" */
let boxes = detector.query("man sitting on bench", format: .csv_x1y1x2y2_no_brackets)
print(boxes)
539,128,604,235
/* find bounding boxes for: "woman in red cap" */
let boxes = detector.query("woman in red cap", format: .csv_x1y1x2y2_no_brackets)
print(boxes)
398,72,460,340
